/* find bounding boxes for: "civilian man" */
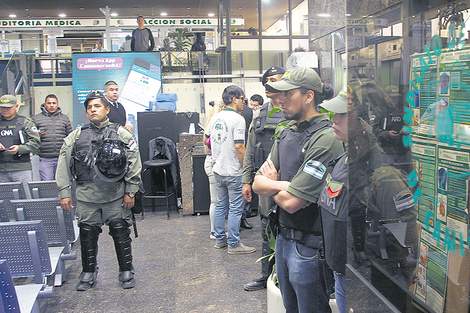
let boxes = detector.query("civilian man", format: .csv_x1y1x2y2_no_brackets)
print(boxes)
205,85,256,255
131,16,155,52
103,81,133,132
33,94,72,180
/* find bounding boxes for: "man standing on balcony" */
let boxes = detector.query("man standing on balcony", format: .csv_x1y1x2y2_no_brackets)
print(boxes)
0,95,40,183
131,16,155,52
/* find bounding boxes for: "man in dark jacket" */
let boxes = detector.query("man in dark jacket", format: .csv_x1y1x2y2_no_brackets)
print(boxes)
33,94,72,180
103,81,132,132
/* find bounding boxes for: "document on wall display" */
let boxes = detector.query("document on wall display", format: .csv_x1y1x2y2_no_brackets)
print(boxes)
412,139,437,226
410,54,438,136
414,228,448,313
436,144,469,245
438,50,470,146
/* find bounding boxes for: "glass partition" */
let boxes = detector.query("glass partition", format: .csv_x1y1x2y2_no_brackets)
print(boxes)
341,0,470,312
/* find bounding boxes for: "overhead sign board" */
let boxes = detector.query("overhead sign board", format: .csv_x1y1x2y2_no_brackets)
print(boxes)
0,18,245,28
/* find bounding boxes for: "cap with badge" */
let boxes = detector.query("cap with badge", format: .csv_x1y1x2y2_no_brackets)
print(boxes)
319,86,348,114
0,95,17,108
265,67,323,93
262,66,286,86
83,91,107,109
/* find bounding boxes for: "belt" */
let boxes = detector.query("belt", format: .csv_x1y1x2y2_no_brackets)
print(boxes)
278,226,321,242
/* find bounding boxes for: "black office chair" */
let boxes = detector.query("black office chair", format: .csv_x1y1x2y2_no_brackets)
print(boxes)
142,137,181,219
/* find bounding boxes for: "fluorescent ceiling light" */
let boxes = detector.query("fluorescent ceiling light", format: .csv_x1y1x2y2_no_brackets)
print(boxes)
208,13,215,17
9,14,17,18
317,13,331,17
160,12,168,16
58,13,67,17
111,12,118,17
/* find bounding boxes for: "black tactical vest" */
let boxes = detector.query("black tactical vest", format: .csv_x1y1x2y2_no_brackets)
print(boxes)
72,123,120,183
0,115,30,163
252,102,286,170
318,153,348,273
277,120,331,234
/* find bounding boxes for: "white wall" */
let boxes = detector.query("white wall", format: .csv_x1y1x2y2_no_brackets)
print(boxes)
32,81,266,128
33,86,73,118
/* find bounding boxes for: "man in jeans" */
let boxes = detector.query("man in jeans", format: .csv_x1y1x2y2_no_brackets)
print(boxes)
253,67,343,312
205,85,256,255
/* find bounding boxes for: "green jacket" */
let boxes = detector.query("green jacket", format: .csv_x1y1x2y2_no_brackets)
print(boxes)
0,115,40,172
56,118,141,203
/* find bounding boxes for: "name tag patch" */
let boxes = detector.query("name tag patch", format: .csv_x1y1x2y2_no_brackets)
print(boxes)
303,160,326,179
128,139,137,151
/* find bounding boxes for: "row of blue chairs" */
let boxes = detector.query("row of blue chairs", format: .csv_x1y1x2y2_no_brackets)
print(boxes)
0,181,60,201
0,196,78,312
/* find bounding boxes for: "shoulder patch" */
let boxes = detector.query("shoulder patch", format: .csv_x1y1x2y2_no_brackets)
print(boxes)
302,160,326,180
128,139,137,151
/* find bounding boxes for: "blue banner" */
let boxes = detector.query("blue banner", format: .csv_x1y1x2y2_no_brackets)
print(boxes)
72,52,162,133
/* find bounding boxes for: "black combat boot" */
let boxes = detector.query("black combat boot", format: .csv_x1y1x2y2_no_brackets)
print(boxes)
76,224,101,291
244,216,274,291
109,219,135,289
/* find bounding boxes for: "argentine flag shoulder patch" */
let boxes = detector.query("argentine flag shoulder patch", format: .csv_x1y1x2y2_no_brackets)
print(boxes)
303,160,326,180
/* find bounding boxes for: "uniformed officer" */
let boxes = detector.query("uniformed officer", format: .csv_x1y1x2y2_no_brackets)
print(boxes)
56,91,142,291
243,65,286,291
252,67,344,312
0,94,40,183
316,88,351,313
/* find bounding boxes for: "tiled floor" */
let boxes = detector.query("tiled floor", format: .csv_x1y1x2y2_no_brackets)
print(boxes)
42,211,267,313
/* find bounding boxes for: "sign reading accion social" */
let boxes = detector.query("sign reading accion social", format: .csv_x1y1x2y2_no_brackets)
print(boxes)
0,18,245,28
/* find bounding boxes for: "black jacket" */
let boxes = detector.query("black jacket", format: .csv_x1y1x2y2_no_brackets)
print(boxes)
33,105,72,158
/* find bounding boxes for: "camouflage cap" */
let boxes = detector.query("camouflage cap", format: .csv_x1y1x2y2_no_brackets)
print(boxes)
265,67,323,93
319,86,348,114
0,95,17,108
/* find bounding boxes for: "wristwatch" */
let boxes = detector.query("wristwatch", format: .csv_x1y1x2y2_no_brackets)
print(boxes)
126,192,135,198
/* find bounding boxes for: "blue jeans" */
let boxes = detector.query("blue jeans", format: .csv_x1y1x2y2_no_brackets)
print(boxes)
213,173,243,248
334,271,346,313
39,157,58,181
275,234,331,313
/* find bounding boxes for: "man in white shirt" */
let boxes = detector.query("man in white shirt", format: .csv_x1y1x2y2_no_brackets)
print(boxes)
205,85,256,255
